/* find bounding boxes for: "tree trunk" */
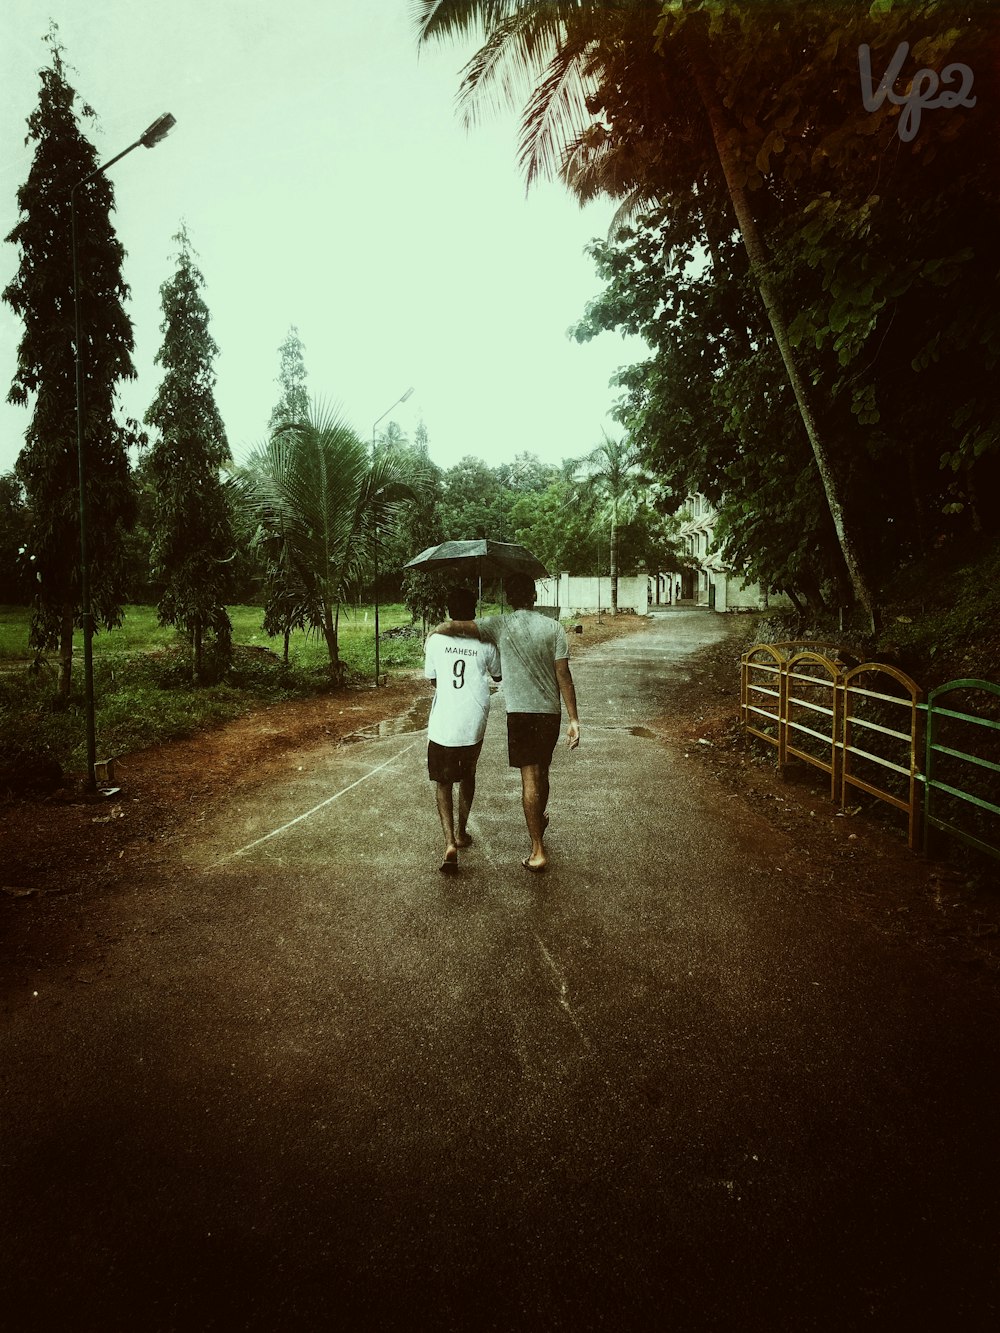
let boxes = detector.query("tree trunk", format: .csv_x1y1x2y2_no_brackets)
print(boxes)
283,626,291,665
687,39,880,635
58,602,74,698
798,571,827,613
192,619,203,685
695,179,758,361
323,602,341,681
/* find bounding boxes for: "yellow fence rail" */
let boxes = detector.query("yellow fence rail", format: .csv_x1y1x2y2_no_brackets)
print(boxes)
740,643,998,860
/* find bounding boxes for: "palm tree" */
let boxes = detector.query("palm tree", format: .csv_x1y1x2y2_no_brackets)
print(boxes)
232,401,424,681
415,0,880,630
415,1,604,185
582,432,641,615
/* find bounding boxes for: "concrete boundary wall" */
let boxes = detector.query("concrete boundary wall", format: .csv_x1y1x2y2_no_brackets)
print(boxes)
711,570,793,612
535,574,649,617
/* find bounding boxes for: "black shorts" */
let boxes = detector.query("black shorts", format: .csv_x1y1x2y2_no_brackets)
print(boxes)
427,739,483,784
506,712,561,769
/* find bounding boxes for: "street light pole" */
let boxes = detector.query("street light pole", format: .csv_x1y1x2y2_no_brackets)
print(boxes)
371,386,413,687
72,112,175,791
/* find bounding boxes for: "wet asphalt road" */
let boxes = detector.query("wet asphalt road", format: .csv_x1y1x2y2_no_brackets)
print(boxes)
3,609,1000,1331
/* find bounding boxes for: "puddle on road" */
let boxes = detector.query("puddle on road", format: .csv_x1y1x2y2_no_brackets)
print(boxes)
342,698,431,744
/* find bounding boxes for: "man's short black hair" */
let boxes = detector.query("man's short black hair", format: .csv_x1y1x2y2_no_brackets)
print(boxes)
447,587,477,620
504,573,537,609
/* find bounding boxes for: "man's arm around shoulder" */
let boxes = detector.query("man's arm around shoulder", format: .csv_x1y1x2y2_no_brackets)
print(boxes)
429,619,481,640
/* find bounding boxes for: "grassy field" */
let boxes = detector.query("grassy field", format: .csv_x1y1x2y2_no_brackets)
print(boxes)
0,602,427,779
0,602,423,672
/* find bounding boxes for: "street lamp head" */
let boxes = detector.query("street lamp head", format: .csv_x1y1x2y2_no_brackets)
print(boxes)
140,113,176,148
400,387,414,403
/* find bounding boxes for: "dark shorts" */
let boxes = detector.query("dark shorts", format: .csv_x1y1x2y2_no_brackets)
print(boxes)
506,712,561,769
427,739,483,785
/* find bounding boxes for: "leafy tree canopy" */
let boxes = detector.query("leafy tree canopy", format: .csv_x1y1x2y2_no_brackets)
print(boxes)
420,0,1000,626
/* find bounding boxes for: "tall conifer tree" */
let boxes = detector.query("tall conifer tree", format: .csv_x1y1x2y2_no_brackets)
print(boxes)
144,224,234,683
258,328,311,656
268,326,309,431
3,26,138,693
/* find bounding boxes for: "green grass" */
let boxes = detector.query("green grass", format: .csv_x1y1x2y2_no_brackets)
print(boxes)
0,602,425,669
0,602,427,780
0,600,563,781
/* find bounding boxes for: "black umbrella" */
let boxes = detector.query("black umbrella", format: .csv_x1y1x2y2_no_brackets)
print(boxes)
403,539,549,580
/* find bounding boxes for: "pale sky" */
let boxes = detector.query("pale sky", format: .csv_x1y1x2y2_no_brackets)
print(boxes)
0,0,645,480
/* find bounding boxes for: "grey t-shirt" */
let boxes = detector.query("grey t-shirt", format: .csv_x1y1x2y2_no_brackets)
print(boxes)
478,610,569,714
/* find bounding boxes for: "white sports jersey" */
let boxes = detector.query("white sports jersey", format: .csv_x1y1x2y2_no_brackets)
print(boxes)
424,633,501,747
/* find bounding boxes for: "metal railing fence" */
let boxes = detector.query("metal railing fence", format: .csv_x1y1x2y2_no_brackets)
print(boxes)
924,679,1000,862
740,645,999,861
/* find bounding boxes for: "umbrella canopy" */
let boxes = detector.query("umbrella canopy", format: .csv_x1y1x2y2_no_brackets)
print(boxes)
403,539,549,580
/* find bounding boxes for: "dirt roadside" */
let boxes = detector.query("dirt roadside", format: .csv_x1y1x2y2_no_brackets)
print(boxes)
649,619,1000,974
2,611,998,1010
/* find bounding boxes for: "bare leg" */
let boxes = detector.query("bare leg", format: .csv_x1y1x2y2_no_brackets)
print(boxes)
456,773,476,846
434,782,458,872
520,763,550,870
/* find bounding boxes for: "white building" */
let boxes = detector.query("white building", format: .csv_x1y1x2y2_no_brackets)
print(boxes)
678,493,791,612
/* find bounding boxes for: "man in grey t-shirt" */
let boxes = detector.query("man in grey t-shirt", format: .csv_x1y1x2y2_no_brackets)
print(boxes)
432,572,580,873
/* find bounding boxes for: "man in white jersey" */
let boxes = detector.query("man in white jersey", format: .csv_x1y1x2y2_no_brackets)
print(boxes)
431,572,580,874
424,587,501,874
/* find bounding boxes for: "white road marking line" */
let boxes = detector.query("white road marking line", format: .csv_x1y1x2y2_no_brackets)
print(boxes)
458,809,586,1042
533,931,592,1052
215,738,422,865
468,810,592,1052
